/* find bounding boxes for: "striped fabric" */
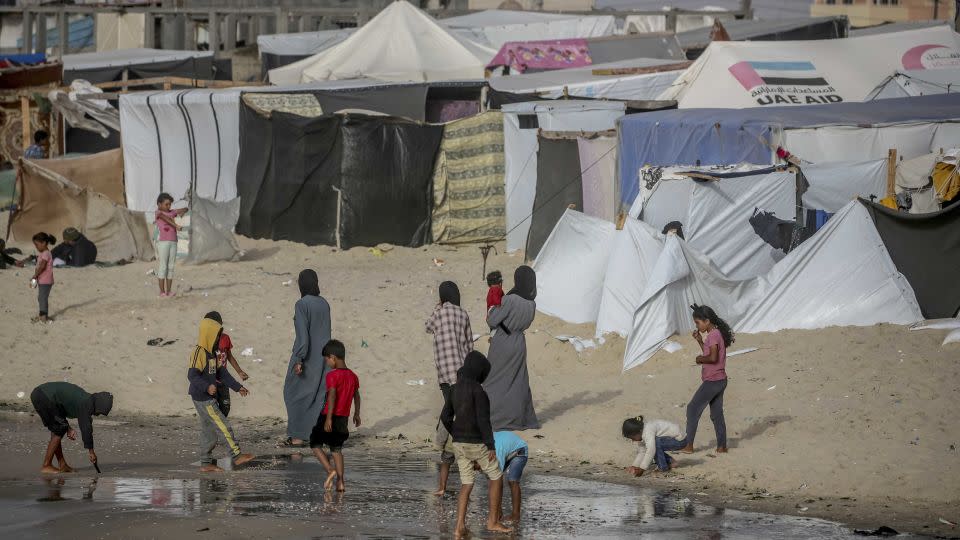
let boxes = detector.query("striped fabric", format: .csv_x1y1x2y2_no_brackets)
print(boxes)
431,111,506,244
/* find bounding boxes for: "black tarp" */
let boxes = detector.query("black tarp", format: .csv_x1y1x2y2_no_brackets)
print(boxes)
261,53,310,78
313,85,429,122
526,136,583,260
236,102,442,249
861,198,960,319
63,56,229,84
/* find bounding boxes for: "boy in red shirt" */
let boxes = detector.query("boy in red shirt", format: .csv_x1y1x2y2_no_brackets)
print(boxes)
485,271,504,311
214,330,250,417
310,339,361,492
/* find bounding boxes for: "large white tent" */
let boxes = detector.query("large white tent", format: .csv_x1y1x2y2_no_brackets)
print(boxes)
660,26,960,108
866,68,960,100
268,1,496,84
440,10,616,51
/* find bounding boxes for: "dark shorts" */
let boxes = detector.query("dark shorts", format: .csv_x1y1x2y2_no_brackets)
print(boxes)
30,387,67,437
503,447,528,482
216,384,231,417
310,415,349,452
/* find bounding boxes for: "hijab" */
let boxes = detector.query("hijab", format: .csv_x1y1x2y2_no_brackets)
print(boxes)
204,311,222,324
92,392,114,416
439,281,461,307
457,351,491,384
298,269,320,298
507,265,537,301
662,221,685,240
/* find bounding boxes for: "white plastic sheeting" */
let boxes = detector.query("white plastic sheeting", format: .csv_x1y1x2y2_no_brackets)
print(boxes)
183,194,242,264
866,68,960,100
623,201,923,371
802,159,888,212
783,122,960,164
502,101,626,252
595,218,665,337
257,28,353,56
578,134,618,222
488,58,684,100
442,11,616,51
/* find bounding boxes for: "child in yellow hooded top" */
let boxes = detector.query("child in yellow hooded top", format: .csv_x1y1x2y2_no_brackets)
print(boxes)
187,311,254,472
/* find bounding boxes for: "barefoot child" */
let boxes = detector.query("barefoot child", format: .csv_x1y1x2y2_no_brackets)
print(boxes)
211,321,249,418
622,416,686,477
187,311,253,472
155,193,187,297
494,431,528,523
681,304,733,454
30,232,56,322
310,339,361,492
440,351,512,537
30,382,113,473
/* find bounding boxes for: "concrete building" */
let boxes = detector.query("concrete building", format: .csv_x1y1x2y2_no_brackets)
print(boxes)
811,0,955,27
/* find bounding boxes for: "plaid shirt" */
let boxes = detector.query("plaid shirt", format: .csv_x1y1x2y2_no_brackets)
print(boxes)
425,302,473,385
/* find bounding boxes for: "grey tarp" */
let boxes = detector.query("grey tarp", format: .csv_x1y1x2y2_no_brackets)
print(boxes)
862,198,960,319
283,294,332,441
484,294,541,431
183,193,242,264
526,135,583,261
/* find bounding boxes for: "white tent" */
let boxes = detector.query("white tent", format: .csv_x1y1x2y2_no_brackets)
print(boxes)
502,100,626,252
489,58,686,100
660,26,960,108
440,10,617,51
268,1,496,84
866,68,960,100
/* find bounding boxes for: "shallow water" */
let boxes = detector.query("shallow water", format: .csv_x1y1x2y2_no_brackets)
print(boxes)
0,454,925,539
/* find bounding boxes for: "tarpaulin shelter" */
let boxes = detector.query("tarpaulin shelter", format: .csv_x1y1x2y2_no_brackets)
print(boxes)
526,132,583,260
431,111,506,244
895,150,960,213
502,100,626,252
660,26,960,108
257,29,354,76
850,21,950,37
183,193,242,265
62,48,221,84
487,33,685,73
617,93,960,207
488,58,689,100
440,10,616,51
28,149,125,206
675,16,848,58
235,100,442,249
10,156,153,262
268,1,496,84
866,68,960,100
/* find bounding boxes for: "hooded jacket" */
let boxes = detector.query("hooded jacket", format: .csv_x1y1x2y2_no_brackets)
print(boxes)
37,382,113,449
187,316,242,402
440,351,495,450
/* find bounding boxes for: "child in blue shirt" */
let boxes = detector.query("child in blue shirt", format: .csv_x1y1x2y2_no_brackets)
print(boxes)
494,431,528,523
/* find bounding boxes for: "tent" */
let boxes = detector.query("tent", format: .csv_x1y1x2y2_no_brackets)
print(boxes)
675,16,848,56
660,26,960,108
235,99,442,249
62,48,221,84
488,58,688,100
440,10,617,51
487,34,685,73
268,1,496,84
866,68,960,100
895,150,960,213
502,100,626,252
28,149,126,206
257,29,354,75
10,155,154,262
850,21,949,38
617,93,960,207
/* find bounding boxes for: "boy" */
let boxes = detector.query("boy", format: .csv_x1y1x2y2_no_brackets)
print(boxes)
155,192,188,297
440,351,512,538
310,339,360,492
214,327,249,417
30,382,113,473
187,311,254,472
494,431,528,523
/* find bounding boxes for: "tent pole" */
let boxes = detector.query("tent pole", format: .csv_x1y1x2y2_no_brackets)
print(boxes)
21,97,30,153
886,149,897,199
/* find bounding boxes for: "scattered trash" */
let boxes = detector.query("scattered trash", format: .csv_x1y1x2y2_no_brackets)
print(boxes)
432,258,445,267
554,335,598,353
533,434,545,439
853,526,899,536
361,340,369,348
406,379,426,386
196,527,210,532
767,385,777,391
146,338,163,346
944,328,960,346
16,391,24,399
368,247,385,258
939,517,957,527
728,347,759,358
240,347,254,357
281,279,292,286
146,269,155,276
147,376,153,383
266,315,273,319
662,340,683,353
253,358,263,363
797,507,808,512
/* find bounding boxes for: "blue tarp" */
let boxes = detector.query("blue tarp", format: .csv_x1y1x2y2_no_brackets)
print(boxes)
0,53,46,64
617,93,960,206
17,16,94,52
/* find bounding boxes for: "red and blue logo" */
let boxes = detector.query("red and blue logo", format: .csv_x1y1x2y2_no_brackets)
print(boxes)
729,61,829,90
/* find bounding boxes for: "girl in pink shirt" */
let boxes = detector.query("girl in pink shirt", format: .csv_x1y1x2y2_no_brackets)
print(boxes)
681,304,733,455
30,232,56,323
154,193,188,297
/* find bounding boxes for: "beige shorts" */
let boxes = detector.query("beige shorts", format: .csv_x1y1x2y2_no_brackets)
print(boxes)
452,442,502,485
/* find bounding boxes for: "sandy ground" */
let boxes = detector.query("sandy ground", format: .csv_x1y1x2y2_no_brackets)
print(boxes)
0,237,958,536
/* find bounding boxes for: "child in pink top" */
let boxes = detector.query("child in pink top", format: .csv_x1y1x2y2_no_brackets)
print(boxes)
681,304,733,455
30,232,56,323
154,193,188,297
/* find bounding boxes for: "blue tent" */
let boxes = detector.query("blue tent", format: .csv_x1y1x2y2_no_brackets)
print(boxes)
617,93,960,206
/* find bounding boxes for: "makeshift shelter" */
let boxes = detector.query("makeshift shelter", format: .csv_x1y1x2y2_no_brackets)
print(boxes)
257,28,354,75
675,16,848,58
488,58,689,100
28,149,125,206
850,21,949,38
10,156,153,262
236,100,442,249
268,1,496,84
183,193,242,265
440,10,616,51
62,48,220,84
895,150,960,213
502,100,626,252
617,93,960,207
431,111,506,244
660,26,960,108
866,68,960,100
487,34,684,73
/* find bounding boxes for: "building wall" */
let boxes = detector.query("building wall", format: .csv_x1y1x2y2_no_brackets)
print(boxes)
811,0,955,26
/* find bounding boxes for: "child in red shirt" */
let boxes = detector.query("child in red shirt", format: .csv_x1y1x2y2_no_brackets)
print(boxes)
486,271,504,311
310,339,361,492
214,330,250,417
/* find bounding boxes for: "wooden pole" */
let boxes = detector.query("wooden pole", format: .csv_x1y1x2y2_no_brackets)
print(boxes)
20,97,30,153
886,148,897,198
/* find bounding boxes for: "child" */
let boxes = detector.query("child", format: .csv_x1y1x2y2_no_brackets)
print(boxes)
30,382,113,473
206,314,250,418
310,339,361,492
30,232,56,323
622,415,686,477
187,311,254,472
440,351,512,537
682,304,733,454
485,271,504,311
155,193,187,297
494,431,528,523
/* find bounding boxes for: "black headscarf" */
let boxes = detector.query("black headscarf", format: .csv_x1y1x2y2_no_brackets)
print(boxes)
439,281,461,307
298,269,320,298
662,221,685,240
204,311,222,324
92,392,114,416
457,351,491,384
507,265,537,301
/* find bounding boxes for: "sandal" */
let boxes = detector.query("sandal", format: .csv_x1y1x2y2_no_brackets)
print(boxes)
276,437,307,448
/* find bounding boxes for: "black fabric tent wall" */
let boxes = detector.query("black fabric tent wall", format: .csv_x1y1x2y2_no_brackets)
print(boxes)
236,102,442,249
64,56,229,84
861,198,960,319
313,85,429,122
526,135,583,260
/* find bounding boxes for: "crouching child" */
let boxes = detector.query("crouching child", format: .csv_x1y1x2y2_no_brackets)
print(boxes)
30,382,112,473
622,415,686,477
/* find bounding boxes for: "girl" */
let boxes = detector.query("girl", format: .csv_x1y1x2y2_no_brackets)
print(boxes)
155,192,187,297
681,304,734,454
31,232,56,323
622,415,686,476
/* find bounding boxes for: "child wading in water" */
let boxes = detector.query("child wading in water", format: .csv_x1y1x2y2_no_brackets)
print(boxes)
310,339,360,492
622,416,686,477
30,232,56,322
440,351,512,537
155,193,187,297
682,304,733,454
30,382,113,473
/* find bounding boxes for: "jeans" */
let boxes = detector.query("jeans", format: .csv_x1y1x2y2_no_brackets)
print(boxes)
654,436,687,471
503,447,528,482
685,379,728,449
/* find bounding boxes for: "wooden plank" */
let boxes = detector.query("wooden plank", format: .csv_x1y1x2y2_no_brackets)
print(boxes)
886,148,897,198
20,96,30,152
